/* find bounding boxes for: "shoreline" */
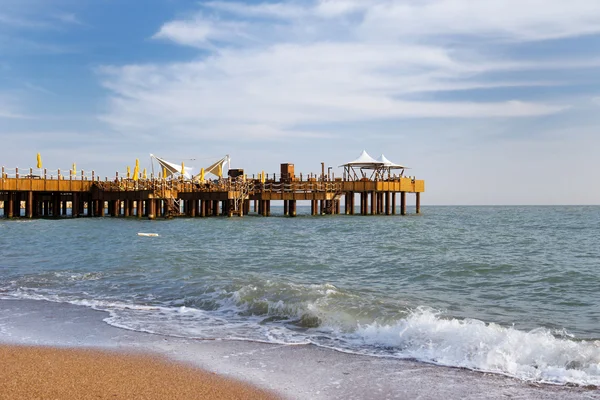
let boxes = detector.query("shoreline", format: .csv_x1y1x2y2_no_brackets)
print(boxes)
0,298,596,400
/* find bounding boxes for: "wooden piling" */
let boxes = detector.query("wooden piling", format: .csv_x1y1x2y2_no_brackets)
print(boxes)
26,192,33,218
370,191,376,215
401,192,406,216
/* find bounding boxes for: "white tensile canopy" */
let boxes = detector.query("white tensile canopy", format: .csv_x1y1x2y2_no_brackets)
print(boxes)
377,154,408,170
339,150,383,168
193,155,230,181
340,151,408,180
150,154,193,179
339,150,383,180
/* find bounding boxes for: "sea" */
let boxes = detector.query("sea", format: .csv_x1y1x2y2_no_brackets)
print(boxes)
1,205,599,386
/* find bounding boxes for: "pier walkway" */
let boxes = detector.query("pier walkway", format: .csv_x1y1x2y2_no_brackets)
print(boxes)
0,167,424,219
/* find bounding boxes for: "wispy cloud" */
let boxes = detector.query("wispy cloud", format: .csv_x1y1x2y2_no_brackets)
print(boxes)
96,0,600,142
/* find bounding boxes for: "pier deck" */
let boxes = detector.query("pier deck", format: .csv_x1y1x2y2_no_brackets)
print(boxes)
1,170,424,219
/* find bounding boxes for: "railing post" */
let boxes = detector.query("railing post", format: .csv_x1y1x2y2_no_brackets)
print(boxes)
16,167,19,179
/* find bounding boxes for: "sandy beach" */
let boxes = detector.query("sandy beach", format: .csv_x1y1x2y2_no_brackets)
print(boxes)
0,345,278,400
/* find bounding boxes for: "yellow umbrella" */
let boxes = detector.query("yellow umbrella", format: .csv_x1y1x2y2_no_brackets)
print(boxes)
127,166,131,179
133,159,139,181
72,163,76,176
181,161,185,175
261,170,265,183
163,168,167,179
36,153,42,169
142,168,147,179
217,163,223,178
199,168,205,182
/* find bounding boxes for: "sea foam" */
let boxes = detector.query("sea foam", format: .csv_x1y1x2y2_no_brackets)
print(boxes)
351,307,600,385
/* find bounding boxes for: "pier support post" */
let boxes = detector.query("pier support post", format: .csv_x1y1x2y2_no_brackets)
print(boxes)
283,200,289,216
416,192,421,214
6,192,14,218
266,201,271,216
26,192,33,218
392,193,396,215
137,200,143,218
200,200,206,217
344,193,350,215
94,200,101,217
191,200,197,217
290,200,297,217
62,198,68,216
148,199,156,220
401,192,406,216
227,200,233,217
370,192,376,215
359,192,364,215
53,194,61,218
124,199,130,217
385,192,391,215
72,193,79,217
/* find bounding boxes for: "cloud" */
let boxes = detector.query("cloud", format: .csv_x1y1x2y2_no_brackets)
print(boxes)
98,0,600,141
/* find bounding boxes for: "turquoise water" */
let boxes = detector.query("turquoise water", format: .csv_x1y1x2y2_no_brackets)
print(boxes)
1,206,599,384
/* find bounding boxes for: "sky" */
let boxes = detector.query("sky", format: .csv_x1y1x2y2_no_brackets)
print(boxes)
1,0,599,205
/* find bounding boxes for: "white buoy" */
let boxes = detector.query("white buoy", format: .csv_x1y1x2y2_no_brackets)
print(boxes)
137,233,159,237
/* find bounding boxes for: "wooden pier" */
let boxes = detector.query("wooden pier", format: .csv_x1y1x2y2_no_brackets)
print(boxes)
0,165,424,219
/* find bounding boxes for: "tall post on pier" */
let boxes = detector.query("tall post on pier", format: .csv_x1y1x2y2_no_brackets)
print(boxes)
401,192,406,216
392,192,396,215
199,200,206,217
7,192,14,218
148,199,156,220
370,191,376,215
26,191,33,218
385,192,391,215
72,193,79,217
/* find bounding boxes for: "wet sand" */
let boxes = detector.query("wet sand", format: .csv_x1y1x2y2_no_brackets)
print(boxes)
0,345,278,400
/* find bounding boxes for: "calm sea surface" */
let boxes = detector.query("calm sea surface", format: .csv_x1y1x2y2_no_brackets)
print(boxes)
1,206,599,384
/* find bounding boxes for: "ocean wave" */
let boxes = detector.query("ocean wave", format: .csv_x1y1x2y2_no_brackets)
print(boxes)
350,307,600,386
2,287,600,386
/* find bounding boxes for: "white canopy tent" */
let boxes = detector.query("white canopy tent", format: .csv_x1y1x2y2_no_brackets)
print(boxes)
377,154,408,178
193,155,230,182
339,150,384,180
150,154,193,179
340,151,409,180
